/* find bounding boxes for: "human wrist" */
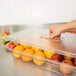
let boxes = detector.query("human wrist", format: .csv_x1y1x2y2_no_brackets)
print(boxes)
59,24,68,33
62,20,76,31
60,23,74,33
59,20,76,33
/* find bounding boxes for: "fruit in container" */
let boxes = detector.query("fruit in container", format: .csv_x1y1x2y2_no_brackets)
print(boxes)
8,42,16,49
44,50,55,59
1,33,8,37
13,42,20,46
33,51,45,65
12,52,21,58
60,60,73,74
20,44,30,49
2,40,10,45
21,49,34,61
14,45,24,52
74,58,76,66
64,56,73,60
12,46,25,58
5,42,10,49
31,47,42,52
50,54,63,62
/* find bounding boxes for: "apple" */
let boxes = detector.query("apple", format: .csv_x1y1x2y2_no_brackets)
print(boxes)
64,56,73,60
50,54,63,62
5,42,10,49
60,60,73,74
5,42,16,49
5,32,10,35
8,42,16,49
74,58,76,66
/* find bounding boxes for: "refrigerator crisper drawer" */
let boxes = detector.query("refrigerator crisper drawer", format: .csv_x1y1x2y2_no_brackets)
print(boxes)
1,28,76,75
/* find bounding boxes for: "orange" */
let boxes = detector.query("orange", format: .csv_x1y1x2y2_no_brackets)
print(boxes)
21,49,34,61
12,46,25,58
31,47,42,52
1,33,8,37
44,50,55,59
13,42,20,46
14,46,24,51
33,51,45,65
12,52,21,58
20,44,30,49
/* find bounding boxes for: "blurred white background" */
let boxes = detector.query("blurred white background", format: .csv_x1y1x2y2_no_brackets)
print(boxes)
0,0,76,26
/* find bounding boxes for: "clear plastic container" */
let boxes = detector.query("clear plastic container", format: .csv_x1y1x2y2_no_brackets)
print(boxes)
0,28,76,75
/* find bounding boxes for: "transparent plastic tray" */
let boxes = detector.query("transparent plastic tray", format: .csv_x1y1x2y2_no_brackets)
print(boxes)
3,28,76,58
1,28,76,75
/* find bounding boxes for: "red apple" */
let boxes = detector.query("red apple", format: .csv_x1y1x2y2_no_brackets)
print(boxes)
74,58,76,66
5,42,10,49
50,54,63,62
8,42,16,49
60,60,73,74
64,56,73,60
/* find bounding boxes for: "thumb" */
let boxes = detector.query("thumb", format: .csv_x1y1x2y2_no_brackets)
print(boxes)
50,31,60,39
50,32,56,39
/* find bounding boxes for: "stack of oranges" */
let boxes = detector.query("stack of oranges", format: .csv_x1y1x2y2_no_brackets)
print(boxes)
11,43,55,66
12,44,46,65
4,41,56,66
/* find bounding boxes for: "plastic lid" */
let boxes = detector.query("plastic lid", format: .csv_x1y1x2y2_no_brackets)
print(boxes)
4,28,76,58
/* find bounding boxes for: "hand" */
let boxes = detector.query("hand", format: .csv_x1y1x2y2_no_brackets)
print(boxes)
49,25,64,39
49,20,76,39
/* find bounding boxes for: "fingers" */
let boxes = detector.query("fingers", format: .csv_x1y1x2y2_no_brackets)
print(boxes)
50,32,56,39
49,25,61,39
50,31,60,39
